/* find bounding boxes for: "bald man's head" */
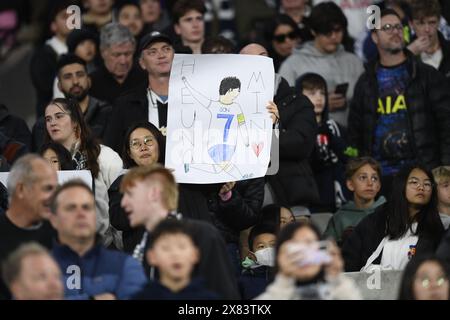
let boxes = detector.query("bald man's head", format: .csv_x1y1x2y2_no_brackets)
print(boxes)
239,43,268,56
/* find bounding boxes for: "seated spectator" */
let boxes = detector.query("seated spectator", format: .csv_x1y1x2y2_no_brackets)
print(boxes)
117,1,145,42
0,104,31,149
82,0,114,36
256,221,361,300
120,165,240,299
2,243,63,300
33,54,112,151
432,166,450,229
89,23,146,105
261,204,296,230
44,98,123,248
278,0,312,41
296,73,350,212
133,219,219,299
343,164,445,272
408,0,450,81
49,180,147,300
0,131,28,169
239,223,276,300
279,2,364,127
201,36,235,54
39,142,75,171
265,14,302,72
139,0,171,33
66,28,99,73
398,255,449,300
324,157,386,246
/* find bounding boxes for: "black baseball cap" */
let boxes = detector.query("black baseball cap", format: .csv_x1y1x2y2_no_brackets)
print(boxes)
139,31,173,54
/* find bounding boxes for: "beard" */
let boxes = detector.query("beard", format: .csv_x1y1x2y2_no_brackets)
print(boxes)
65,87,89,102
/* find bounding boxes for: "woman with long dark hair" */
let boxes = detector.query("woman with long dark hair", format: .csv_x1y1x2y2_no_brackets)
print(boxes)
343,164,445,272
44,97,123,247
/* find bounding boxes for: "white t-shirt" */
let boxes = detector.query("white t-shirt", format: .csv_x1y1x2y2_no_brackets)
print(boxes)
380,223,419,270
440,213,450,230
421,48,443,70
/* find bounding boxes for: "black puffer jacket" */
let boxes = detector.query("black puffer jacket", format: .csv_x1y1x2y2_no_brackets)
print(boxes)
205,178,265,244
267,75,319,207
348,51,450,170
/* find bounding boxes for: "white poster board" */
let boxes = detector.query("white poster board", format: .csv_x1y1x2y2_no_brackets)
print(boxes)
0,170,93,189
166,54,275,184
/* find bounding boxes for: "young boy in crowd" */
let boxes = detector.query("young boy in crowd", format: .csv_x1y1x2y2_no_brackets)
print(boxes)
132,219,219,300
324,157,386,246
432,166,450,229
296,73,350,213
239,223,276,300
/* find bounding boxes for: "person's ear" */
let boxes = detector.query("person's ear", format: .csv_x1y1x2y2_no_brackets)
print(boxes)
48,212,59,230
346,179,355,192
100,48,108,61
86,75,91,90
371,31,379,45
191,247,200,265
146,249,157,266
57,80,63,92
174,23,181,35
248,250,257,261
10,281,23,300
138,56,146,70
50,21,57,35
15,182,26,199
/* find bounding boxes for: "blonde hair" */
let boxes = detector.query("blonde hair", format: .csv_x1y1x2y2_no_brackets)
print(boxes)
121,164,179,211
432,166,450,184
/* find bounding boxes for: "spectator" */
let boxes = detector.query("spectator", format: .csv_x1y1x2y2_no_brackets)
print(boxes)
89,23,146,105
324,157,386,246
279,2,364,127
139,0,171,32
82,0,114,35
49,180,147,300
296,72,350,212
132,219,219,299
432,166,450,229
66,28,99,73
0,154,58,299
0,103,31,149
261,204,296,230
2,243,63,300
104,31,173,153
30,1,71,117
408,0,450,80
347,9,450,198
44,98,123,248
398,255,449,300
265,14,302,72
201,36,235,54
120,164,241,299
239,223,276,300
279,0,312,41
39,141,75,171
343,164,445,272
171,0,206,53
117,1,145,41
256,221,361,299
33,54,112,151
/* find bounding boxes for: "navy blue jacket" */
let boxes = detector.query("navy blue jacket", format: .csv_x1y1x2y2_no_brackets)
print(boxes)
52,243,147,300
238,265,273,300
132,278,219,300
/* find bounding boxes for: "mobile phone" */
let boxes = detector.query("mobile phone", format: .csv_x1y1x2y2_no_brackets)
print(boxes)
334,83,349,96
286,241,332,267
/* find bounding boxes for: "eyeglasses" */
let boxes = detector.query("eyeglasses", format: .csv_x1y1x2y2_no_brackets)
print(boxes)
45,112,70,123
416,276,448,288
407,178,433,191
380,23,403,34
129,136,155,149
356,175,380,184
273,31,298,43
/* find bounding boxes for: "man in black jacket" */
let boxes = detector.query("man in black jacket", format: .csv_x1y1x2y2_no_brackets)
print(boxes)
104,31,173,153
348,9,450,197
120,165,241,299
89,23,146,105
31,54,112,151
240,43,319,209
408,0,450,80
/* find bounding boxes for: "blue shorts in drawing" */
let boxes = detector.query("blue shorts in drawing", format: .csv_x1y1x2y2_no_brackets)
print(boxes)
182,76,249,178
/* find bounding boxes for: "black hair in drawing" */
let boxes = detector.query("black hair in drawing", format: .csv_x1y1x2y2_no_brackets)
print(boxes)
219,77,241,95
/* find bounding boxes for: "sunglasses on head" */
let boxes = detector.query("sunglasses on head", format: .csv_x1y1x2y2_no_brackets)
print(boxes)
273,31,298,43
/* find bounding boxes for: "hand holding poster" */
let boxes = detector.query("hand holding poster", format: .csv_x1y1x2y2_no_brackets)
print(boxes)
165,54,275,184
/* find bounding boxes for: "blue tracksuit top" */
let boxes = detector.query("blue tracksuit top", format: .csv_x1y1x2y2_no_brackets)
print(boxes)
52,243,147,300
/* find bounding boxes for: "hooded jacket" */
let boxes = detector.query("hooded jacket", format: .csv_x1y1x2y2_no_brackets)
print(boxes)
279,41,364,127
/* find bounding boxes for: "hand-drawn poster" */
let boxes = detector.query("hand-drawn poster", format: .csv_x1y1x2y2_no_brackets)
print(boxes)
166,54,275,184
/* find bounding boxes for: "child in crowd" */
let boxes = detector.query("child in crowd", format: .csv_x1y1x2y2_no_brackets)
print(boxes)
432,166,450,229
296,73,350,213
132,219,219,300
239,223,276,300
324,157,386,246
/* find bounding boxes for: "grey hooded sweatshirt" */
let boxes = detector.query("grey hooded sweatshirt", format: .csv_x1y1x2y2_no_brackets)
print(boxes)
279,41,364,127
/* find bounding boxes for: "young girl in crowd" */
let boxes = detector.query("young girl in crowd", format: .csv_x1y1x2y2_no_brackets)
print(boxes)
343,164,445,272
39,141,75,171
256,221,361,300
44,97,123,247
398,255,450,300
